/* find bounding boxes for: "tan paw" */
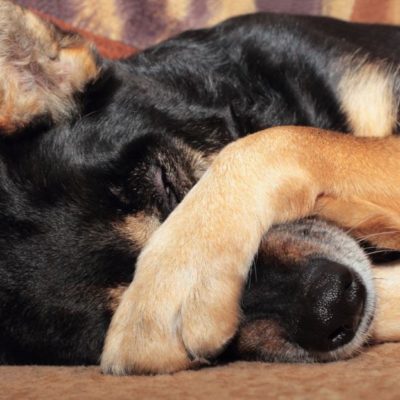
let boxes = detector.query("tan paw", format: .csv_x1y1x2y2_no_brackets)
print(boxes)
100,221,243,374
100,129,316,375
100,161,259,374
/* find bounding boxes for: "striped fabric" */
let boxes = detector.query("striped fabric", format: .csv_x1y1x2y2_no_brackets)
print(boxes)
15,0,400,50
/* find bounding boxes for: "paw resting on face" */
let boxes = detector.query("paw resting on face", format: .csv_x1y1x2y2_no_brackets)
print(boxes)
100,145,269,375
100,210,244,374
100,129,318,375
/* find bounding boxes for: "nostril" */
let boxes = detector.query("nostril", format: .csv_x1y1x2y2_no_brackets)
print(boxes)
328,325,353,346
344,276,353,290
340,267,355,291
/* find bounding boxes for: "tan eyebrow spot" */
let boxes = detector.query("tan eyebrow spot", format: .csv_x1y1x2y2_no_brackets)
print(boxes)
117,212,161,250
339,59,398,138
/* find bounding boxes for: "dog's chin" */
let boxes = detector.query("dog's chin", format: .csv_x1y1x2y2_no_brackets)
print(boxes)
232,219,376,364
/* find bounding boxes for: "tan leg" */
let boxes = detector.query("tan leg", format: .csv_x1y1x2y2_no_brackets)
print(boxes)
101,126,400,374
373,265,400,343
315,196,400,249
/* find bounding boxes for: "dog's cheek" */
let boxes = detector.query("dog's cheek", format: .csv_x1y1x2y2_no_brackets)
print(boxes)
233,320,302,362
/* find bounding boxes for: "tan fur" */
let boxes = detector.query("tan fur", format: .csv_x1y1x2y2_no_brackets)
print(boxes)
118,213,161,250
107,285,129,313
101,126,400,374
315,196,400,249
0,1,100,134
338,59,399,137
261,230,320,263
372,265,400,343
236,320,289,356
172,139,215,180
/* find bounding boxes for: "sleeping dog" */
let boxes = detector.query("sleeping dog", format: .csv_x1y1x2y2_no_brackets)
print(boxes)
0,1,399,373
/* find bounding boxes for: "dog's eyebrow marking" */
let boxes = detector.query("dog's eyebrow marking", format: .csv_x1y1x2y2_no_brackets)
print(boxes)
171,138,216,180
117,212,161,250
338,59,399,137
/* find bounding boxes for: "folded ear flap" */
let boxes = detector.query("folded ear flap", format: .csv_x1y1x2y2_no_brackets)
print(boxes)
0,1,101,135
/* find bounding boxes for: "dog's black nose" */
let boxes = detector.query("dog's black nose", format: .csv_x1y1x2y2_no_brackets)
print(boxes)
294,258,366,352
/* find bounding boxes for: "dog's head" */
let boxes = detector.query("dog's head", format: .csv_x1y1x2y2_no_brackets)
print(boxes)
0,2,391,365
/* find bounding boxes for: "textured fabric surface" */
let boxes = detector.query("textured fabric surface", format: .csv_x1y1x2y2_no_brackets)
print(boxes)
2,343,400,399
15,0,400,49
32,10,137,59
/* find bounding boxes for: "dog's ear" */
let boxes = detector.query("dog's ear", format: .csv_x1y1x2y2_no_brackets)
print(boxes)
0,1,101,135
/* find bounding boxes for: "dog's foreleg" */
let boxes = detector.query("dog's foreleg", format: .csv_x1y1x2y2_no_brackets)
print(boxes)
314,196,400,249
101,126,400,375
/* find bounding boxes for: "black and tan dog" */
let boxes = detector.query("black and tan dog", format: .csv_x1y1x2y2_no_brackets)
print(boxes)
0,1,399,374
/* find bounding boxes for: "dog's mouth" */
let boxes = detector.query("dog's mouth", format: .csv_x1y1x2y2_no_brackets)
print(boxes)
223,218,376,363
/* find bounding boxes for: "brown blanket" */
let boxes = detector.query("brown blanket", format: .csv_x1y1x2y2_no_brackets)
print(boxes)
2,343,400,399
15,0,400,50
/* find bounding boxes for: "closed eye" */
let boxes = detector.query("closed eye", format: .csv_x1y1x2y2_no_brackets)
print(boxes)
154,165,178,213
